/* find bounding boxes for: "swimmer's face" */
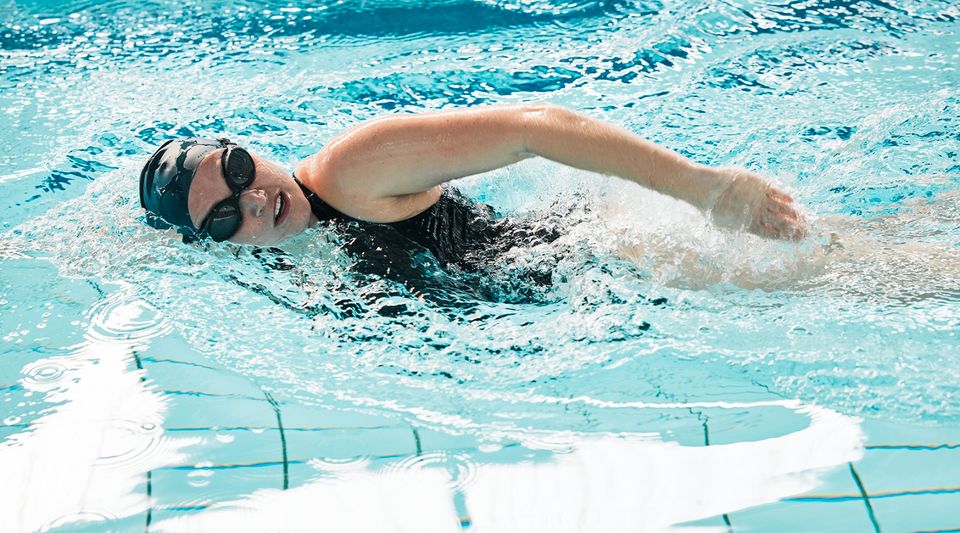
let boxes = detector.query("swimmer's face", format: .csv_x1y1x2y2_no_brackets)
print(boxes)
187,149,315,245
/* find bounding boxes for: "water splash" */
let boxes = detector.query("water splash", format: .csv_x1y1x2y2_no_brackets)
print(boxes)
3,0,959,434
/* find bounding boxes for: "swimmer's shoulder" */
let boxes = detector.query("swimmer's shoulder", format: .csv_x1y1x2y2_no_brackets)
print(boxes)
294,150,441,224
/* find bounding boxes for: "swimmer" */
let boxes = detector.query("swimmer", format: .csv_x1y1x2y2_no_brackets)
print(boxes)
139,104,807,271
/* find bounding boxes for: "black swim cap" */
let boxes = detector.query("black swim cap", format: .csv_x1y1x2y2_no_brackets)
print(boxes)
139,138,231,238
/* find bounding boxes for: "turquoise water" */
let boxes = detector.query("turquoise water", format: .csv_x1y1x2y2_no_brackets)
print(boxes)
1,0,959,530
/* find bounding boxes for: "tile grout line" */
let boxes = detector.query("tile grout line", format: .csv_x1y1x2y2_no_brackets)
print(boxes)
791,486,960,502
161,459,309,471
160,390,265,400
146,471,153,531
164,424,400,432
848,463,881,533
263,391,289,490
867,444,960,451
701,418,734,532
132,350,154,532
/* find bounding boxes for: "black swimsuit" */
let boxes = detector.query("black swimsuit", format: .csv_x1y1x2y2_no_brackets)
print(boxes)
293,175,560,272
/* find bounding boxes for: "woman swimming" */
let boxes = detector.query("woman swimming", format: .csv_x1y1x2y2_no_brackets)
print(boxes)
139,104,807,270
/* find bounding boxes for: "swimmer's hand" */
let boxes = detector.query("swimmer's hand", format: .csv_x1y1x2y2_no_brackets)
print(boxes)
750,183,808,240
707,168,807,241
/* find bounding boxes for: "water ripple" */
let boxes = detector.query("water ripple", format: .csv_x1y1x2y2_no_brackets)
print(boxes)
20,361,68,392
86,291,172,343
93,418,164,467
3,0,959,431
382,451,480,492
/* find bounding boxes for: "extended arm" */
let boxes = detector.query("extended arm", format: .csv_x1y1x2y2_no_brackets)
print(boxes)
306,104,805,239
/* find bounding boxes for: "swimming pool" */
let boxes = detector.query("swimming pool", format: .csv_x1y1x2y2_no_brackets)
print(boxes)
1,0,958,530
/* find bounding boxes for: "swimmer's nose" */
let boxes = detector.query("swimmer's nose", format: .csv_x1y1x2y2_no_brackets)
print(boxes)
238,189,268,218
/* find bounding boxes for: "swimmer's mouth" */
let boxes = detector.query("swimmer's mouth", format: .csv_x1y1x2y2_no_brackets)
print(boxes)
274,191,289,226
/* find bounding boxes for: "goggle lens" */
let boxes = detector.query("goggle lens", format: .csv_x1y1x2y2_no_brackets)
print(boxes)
199,145,255,242
205,202,242,242
223,147,255,190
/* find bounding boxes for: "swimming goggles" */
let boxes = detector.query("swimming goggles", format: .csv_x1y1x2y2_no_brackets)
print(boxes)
198,143,257,242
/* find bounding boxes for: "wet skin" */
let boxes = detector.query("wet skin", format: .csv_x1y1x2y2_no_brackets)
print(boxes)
187,149,317,245
182,105,807,246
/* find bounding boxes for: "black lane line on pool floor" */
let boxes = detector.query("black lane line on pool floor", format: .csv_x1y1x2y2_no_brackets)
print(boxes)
263,391,290,490
132,350,154,532
849,463,881,533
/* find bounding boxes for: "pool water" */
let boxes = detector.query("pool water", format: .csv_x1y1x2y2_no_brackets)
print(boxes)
1,0,958,531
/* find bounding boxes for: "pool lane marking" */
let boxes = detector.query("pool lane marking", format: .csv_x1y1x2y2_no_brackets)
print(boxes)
848,463,881,533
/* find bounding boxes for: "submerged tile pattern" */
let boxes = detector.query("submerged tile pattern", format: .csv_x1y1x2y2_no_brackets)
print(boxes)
8,335,952,532
130,346,960,533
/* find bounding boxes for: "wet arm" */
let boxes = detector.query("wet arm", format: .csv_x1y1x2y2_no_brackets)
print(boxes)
315,104,804,238
319,104,712,202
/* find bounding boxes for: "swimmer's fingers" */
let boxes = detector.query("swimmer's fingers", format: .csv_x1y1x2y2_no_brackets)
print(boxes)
751,186,808,240
769,210,808,240
768,188,794,204
753,216,807,240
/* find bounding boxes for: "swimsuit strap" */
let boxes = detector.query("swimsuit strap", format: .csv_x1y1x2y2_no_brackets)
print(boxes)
292,173,355,223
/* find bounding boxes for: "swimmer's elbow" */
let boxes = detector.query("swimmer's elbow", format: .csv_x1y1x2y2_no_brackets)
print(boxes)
516,103,569,155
